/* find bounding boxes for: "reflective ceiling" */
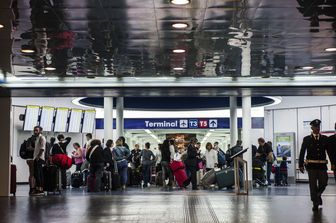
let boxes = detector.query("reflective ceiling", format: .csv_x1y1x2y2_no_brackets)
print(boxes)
0,0,335,94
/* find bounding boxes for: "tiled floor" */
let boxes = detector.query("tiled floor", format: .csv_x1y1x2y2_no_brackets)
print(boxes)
1,184,336,223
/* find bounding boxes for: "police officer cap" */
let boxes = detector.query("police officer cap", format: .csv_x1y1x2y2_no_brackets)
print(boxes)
310,119,321,127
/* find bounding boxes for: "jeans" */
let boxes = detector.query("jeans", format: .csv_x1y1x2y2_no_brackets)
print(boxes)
117,160,128,186
161,161,173,187
26,160,35,190
142,164,151,186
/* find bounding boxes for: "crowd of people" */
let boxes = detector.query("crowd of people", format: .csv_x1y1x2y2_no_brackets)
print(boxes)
19,119,336,213
22,126,291,195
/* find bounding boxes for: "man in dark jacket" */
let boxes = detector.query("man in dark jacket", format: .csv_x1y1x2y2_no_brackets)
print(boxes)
299,119,335,212
185,138,199,190
226,140,243,167
161,139,174,189
87,139,105,192
328,122,336,183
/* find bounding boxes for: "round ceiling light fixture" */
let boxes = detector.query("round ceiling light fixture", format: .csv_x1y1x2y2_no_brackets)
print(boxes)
301,66,314,70
0,24,4,29
173,49,186,53
173,67,184,71
172,23,188,29
325,48,336,52
45,67,56,71
21,49,35,53
170,0,190,5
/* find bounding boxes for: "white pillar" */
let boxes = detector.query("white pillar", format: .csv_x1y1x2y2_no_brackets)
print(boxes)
116,97,124,138
230,96,238,146
242,93,252,185
0,97,11,196
104,97,113,142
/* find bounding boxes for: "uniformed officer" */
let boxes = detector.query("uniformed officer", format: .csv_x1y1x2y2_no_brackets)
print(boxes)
299,119,335,212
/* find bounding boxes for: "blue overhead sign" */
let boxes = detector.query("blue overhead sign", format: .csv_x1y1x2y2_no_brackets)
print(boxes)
96,118,264,129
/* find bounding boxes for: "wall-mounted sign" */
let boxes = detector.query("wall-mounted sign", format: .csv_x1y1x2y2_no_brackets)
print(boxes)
274,132,295,161
23,105,40,131
39,106,55,132
96,117,264,130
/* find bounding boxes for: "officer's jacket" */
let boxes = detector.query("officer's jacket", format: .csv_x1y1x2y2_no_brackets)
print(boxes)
299,134,334,170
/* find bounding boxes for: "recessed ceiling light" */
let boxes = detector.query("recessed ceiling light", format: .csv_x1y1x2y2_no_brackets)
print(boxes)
173,67,184,71
172,23,188,29
173,49,186,53
45,67,56,71
325,48,336,52
21,49,35,53
0,24,4,29
170,0,190,5
301,66,314,70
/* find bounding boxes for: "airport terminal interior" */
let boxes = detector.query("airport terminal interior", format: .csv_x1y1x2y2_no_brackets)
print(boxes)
1,0,336,223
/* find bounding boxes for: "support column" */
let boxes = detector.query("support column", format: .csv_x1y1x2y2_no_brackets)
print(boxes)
242,93,252,186
104,97,113,142
0,97,11,196
116,97,124,138
230,96,238,146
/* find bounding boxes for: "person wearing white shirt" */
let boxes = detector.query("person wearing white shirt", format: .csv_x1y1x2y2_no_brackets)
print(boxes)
32,126,46,195
203,142,218,171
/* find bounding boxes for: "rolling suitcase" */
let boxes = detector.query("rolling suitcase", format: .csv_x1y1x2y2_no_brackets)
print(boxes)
155,171,163,186
101,171,112,191
43,165,61,194
215,167,235,189
71,171,83,188
10,164,17,196
201,169,216,188
111,172,121,190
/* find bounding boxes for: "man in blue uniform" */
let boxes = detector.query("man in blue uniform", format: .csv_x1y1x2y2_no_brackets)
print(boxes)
299,119,335,212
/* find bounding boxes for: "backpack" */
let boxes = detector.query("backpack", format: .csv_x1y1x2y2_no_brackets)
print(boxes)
217,149,226,165
19,140,34,159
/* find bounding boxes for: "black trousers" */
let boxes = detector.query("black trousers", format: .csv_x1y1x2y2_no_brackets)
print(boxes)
307,169,328,206
186,166,197,189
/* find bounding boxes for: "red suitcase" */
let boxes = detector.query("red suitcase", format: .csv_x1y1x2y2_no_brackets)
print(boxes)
10,164,17,196
170,161,188,188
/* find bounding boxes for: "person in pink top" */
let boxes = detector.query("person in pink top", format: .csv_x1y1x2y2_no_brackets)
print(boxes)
72,143,84,171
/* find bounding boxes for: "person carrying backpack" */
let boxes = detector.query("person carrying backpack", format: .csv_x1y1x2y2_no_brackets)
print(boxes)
214,142,226,169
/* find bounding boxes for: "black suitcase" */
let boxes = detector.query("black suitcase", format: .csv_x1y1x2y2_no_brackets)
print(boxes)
215,168,235,189
43,165,61,194
111,172,121,190
101,171,112,191
201,169,216,188
71,171,83,188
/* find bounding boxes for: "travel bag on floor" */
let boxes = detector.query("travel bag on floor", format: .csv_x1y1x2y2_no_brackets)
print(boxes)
101,171,112,191
43,165,61,194
71,171,83,188
215,167,235,189
201,169,216,188
10,164,17,196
